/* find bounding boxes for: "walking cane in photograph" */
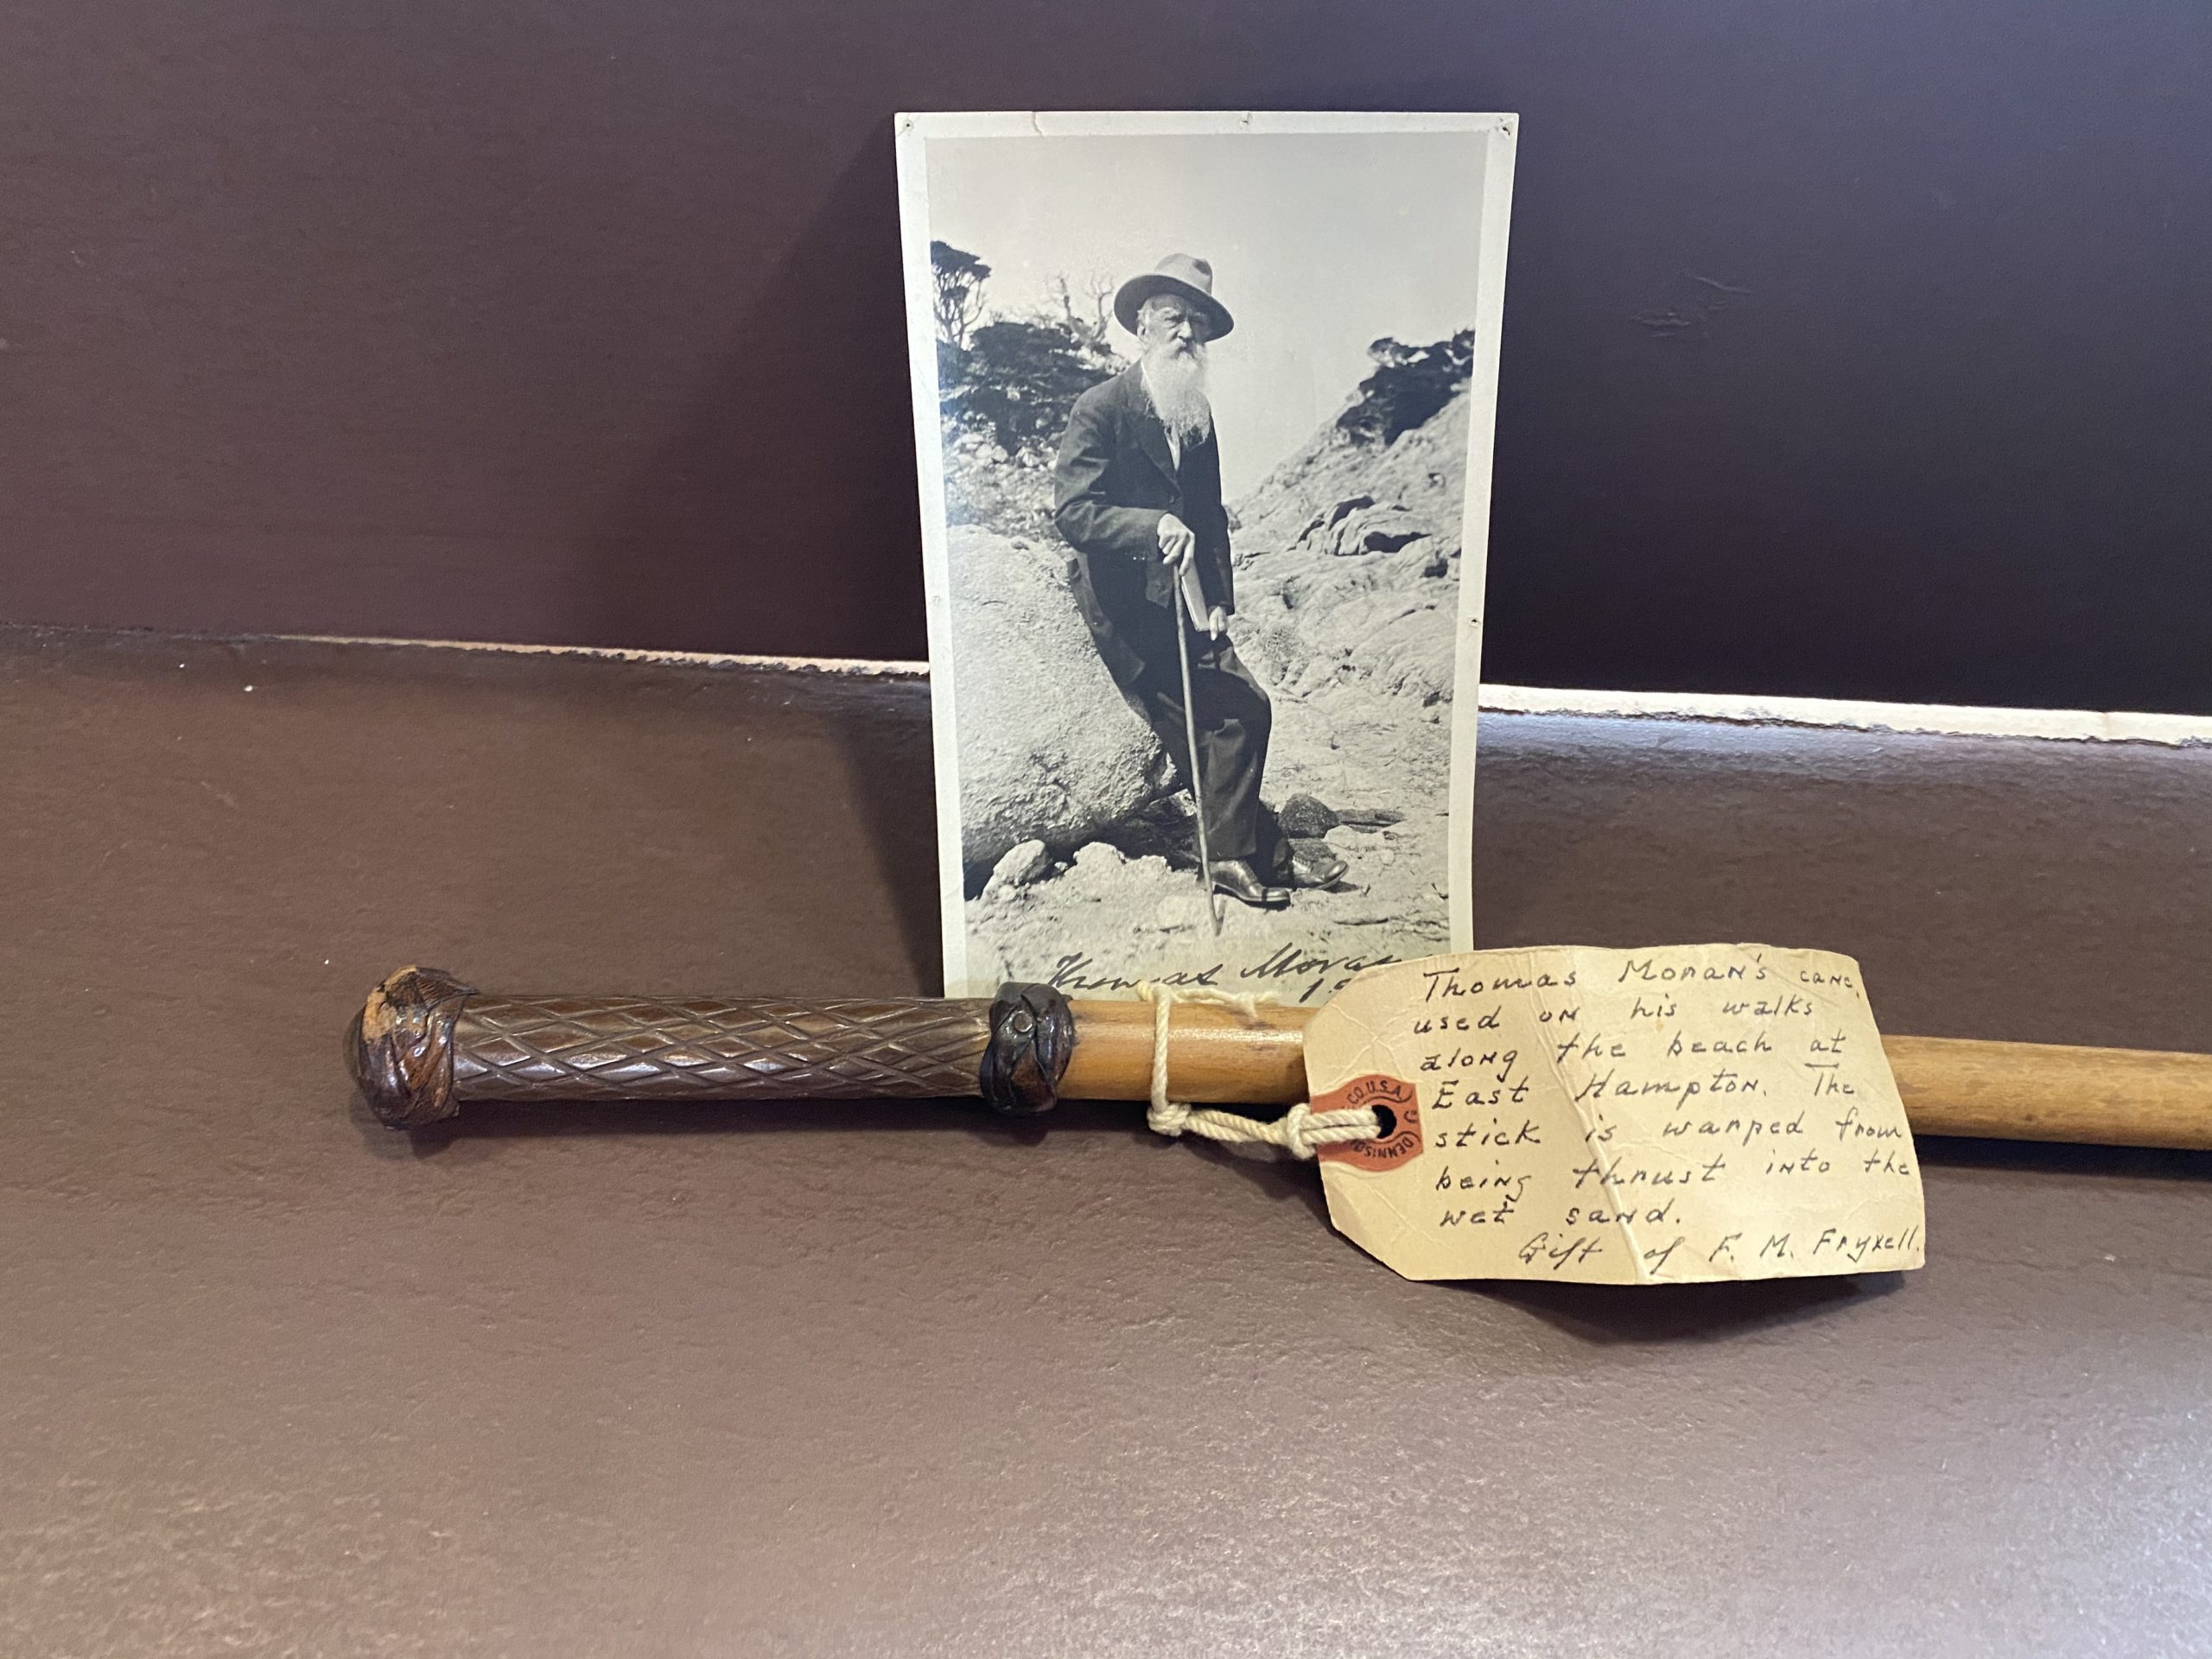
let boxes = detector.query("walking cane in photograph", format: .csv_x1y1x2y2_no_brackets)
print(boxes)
1173,575,1224,938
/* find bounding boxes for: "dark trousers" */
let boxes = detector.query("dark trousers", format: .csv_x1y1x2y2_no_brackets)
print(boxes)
1113,631,1273,863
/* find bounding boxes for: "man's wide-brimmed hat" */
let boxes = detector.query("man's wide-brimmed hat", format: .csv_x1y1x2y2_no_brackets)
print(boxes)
1114,253,1235,340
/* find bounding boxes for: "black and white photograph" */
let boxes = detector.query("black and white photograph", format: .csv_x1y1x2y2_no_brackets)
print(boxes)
898,111,1515,998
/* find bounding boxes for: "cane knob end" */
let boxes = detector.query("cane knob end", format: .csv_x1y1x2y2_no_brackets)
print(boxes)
349,965,477,1128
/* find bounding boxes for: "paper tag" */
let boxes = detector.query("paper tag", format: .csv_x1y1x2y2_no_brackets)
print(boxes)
1306,945,1926,1283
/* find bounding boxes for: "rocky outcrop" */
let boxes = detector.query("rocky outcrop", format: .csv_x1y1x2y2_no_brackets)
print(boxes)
982,838,1052,897
946,523,1170,887
1230,385,1471,712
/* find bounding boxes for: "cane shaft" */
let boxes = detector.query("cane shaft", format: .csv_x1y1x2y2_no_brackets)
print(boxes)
1063,1007,2212,1148
1173,588,1219,934
1059,998,1308,1104
1061,1007,2212,1149
1882,1035,2212,1150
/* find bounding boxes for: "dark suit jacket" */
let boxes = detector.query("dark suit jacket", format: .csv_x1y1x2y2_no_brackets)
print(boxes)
1051,365,1234,686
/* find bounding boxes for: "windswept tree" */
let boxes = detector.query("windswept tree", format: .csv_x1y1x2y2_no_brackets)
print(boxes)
931,240,990,350
934,246,1117,467
1336,328,1477,445
1046,269,1117,349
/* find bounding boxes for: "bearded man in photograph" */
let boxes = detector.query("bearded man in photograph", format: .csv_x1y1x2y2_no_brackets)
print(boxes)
1052,254,1345,906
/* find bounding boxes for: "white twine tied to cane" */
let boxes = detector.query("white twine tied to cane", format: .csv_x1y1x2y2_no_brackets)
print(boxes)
1132,982,1380,1159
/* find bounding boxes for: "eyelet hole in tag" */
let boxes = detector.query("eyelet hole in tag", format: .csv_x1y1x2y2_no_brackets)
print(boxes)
1313,1075,1422,1171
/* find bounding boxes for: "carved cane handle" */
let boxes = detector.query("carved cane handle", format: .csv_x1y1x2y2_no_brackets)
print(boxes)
347,966,1070,1128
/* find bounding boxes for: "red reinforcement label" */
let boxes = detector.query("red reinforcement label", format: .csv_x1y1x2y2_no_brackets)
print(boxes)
1313,1074,1423,1171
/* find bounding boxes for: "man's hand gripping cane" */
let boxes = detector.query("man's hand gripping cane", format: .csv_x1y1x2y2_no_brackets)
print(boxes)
1157,513,1225,638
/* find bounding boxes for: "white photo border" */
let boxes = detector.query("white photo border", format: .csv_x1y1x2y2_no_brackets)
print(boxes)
894,109,1518,995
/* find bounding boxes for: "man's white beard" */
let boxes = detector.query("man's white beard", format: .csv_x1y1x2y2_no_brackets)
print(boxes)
1141,343,1212,448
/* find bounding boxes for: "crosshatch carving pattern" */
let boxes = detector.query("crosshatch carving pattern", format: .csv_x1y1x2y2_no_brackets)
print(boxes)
452,995,992,1099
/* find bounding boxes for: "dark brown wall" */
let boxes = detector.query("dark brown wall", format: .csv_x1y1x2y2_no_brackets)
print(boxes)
3,3,2208,711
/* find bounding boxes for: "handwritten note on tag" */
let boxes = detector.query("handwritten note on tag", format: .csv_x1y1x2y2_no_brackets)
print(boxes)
1306,945,1926,1283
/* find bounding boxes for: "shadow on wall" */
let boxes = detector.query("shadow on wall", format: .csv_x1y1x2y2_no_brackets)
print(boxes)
590,133,927,661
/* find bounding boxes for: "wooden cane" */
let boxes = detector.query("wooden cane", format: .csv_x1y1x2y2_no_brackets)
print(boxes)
349,967,2212,1151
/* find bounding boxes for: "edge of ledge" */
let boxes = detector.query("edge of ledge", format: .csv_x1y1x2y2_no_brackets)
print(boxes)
294,637,2212,748
11,625,2207,748
1478,684,2212,749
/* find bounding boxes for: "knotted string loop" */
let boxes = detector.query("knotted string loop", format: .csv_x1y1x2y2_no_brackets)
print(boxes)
1131,982,1379,1159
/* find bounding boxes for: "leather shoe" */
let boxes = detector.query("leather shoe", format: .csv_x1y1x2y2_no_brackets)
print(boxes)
1281,839,1348,889
1209,857,1290,907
